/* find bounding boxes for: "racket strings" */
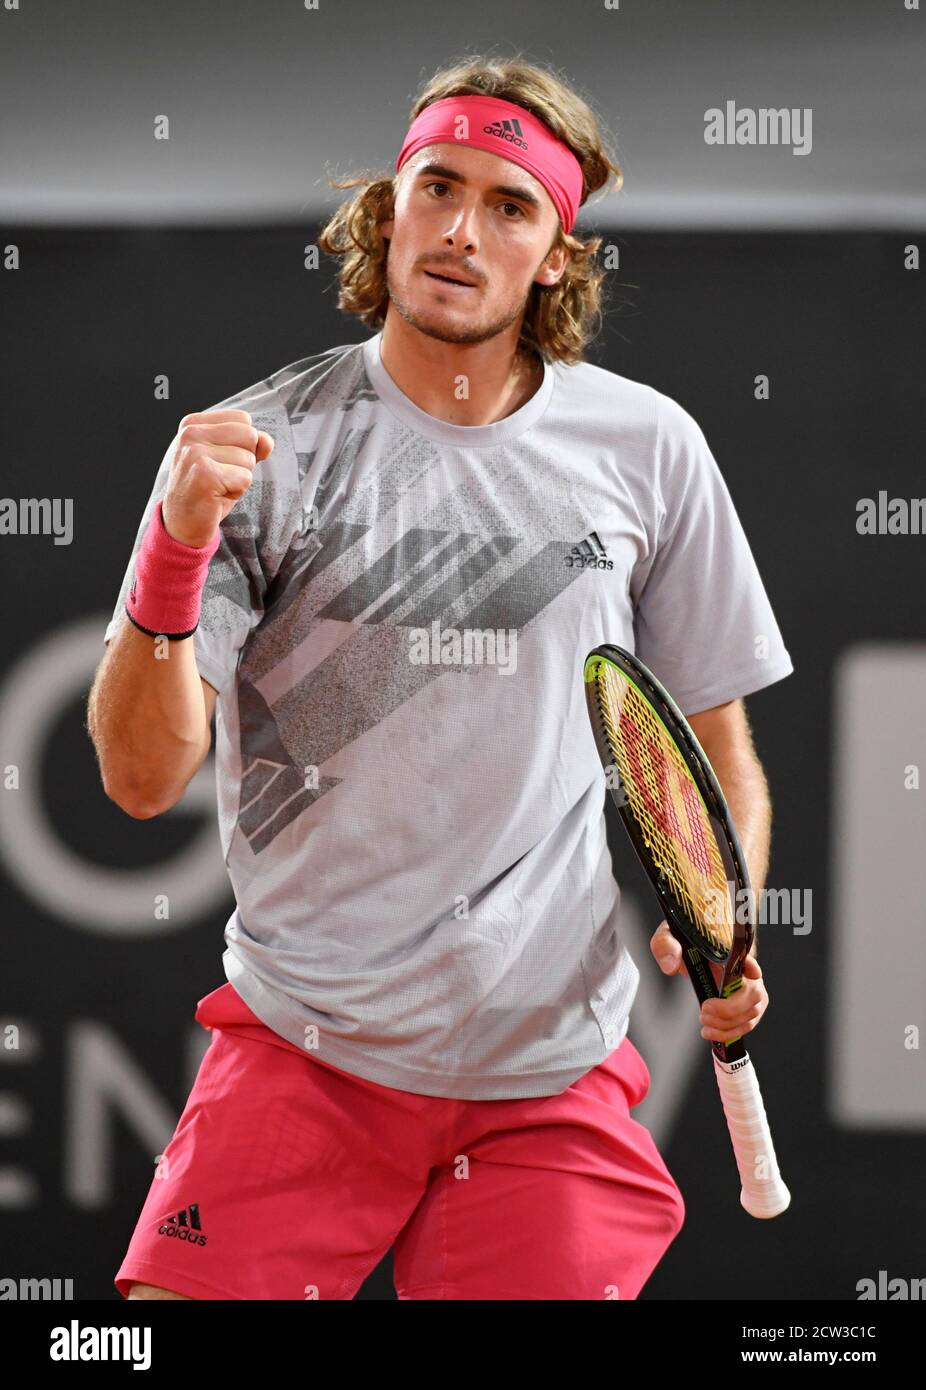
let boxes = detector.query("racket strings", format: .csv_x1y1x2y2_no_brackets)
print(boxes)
593,663,734,952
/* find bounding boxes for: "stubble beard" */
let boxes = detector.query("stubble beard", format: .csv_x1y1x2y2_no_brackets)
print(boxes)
384,262,529,347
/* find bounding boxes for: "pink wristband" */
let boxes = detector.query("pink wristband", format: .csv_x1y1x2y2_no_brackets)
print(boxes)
125,499,221,640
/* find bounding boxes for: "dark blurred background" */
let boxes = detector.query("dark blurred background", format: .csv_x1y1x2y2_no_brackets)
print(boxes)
1,0,924,1301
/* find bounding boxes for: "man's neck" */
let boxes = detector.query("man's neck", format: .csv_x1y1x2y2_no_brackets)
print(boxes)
378,318,543,427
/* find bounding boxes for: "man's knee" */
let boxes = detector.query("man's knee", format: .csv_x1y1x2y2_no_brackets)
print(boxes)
127,1282,192,1300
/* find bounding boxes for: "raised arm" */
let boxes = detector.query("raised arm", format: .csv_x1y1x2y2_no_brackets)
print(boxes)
87,631,217,818
87,408,272,817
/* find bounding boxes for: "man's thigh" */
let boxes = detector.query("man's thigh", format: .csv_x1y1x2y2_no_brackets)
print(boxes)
114,1016,447,1300
392,1037,685,1300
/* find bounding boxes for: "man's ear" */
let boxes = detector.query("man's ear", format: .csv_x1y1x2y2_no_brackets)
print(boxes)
535,244,569,289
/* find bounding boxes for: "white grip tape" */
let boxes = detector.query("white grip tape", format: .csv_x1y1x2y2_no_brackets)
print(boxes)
712,1052,791,1219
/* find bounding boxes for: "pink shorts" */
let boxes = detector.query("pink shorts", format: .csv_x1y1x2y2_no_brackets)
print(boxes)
115,983,684,1300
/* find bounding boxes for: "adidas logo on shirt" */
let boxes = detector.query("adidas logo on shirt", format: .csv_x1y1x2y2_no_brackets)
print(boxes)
157,1203,207,1247
565,531,613,570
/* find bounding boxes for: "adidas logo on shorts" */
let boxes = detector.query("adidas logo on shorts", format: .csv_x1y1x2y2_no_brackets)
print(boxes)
157,1203,207,1247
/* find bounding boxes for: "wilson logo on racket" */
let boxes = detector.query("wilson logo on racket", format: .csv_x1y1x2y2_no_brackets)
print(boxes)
619,708,714,877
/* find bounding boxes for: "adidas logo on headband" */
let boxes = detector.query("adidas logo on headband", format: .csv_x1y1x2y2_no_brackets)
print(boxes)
483,118,528,152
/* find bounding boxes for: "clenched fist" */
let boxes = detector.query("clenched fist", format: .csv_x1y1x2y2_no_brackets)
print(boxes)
161,409,274,549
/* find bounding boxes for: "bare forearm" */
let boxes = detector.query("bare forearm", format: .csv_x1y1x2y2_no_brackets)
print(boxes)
87,619,211,817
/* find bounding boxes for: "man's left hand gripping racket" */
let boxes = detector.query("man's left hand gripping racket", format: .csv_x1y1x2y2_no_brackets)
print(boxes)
583,643,790,1219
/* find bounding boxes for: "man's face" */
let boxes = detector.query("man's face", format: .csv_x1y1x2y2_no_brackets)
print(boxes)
378,142,568,347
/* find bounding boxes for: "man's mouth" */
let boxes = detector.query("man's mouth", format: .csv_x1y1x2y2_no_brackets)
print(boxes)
423,270,477,290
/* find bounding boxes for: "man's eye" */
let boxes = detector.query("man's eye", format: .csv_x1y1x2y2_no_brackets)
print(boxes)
425,184,524,218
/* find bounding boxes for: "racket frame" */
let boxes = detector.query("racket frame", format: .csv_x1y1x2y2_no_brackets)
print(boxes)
583,642,791,1218
584,643,753,1065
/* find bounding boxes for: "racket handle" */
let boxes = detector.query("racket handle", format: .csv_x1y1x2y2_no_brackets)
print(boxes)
712,1053,791,1219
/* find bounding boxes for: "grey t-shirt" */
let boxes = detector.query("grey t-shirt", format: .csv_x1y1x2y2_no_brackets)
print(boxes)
104,330,793,1098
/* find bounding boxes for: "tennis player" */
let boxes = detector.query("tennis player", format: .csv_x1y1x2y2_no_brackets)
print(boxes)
89,54,793,1301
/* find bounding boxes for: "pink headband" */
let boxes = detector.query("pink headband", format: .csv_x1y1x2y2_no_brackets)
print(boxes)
395,95,584,234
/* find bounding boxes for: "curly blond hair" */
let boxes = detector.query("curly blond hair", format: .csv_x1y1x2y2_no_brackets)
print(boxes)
317,51,624,365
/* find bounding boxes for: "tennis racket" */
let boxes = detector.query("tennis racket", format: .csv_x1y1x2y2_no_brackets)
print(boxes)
583,643,790,1219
